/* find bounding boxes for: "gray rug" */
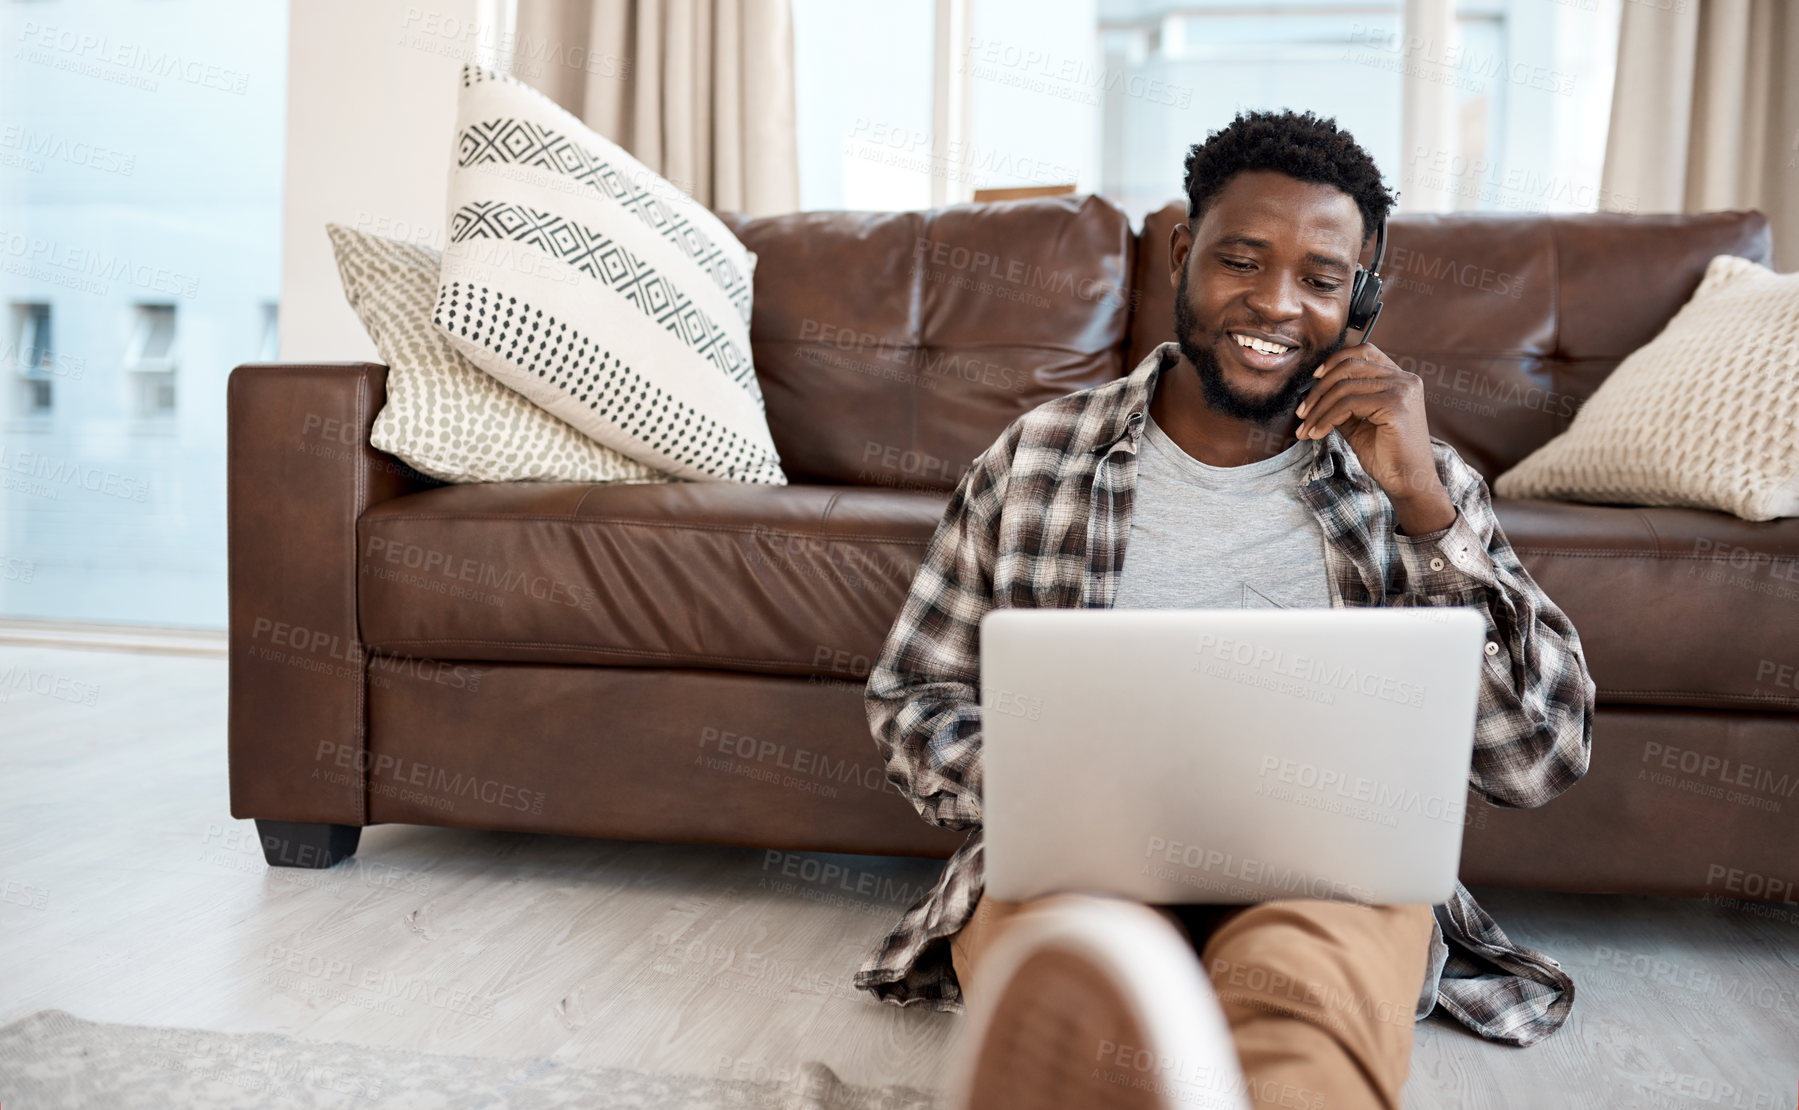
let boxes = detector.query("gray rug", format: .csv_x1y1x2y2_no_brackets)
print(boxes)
0,1010,937,1109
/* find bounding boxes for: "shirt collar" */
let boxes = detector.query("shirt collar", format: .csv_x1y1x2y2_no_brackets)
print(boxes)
1094,342,1370,490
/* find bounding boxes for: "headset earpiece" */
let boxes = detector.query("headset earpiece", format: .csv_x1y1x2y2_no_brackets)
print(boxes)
1346,217,1388,336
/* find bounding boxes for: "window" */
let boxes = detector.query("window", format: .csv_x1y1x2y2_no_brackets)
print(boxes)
1443,0,1621,214
10,303,53,415
0,1,287,626
22,379,52,414
11,303,51,369
257,302,280,363
1091,0,1621,220
1097,1,1408,222
793,0,937,210
127,304,178,373
794,0,1103,210
795,2,1619,222
126,305,178,418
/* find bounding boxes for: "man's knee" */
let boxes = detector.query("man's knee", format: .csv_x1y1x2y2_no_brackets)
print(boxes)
1188,902,1431,1110
1204,900,1432,963
1199,900,1433,1034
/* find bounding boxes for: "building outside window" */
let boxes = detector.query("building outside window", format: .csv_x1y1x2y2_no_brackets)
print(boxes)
0,1,287,627
126,305,179,419
9,302,54,416
795,0,1620,224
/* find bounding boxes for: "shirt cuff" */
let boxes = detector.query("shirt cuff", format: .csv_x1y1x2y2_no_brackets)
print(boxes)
1416,913,1450,1021
1394,509,1498,594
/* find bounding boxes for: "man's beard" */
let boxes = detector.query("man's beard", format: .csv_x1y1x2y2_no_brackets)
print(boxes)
1173,267,1348,424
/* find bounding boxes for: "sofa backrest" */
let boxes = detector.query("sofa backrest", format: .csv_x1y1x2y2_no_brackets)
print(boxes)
1127,203,1774,481
725,198,1772,491
721,195,1135,491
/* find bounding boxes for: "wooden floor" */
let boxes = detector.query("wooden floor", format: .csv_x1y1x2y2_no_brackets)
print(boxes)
2,644,1795,1107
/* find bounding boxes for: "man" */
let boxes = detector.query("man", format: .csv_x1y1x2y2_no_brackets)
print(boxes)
854,111,1597,1109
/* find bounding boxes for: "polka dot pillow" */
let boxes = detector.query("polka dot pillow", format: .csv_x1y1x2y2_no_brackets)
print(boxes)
432,65,786,485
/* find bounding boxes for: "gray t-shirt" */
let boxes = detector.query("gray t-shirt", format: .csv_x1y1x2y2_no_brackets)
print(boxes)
1113,413,1331,610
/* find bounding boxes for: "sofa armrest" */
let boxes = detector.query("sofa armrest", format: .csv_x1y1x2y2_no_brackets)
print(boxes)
227,362,438,825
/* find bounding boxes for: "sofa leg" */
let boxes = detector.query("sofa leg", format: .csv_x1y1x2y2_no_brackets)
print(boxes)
255,819,361,869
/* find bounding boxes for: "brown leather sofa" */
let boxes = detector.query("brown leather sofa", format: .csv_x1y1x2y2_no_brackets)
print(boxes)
229,196,1799,907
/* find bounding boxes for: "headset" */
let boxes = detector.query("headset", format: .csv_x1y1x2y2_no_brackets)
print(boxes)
1346,215,1388,342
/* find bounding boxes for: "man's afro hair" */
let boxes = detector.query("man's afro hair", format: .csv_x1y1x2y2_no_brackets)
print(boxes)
1183,110,1396,244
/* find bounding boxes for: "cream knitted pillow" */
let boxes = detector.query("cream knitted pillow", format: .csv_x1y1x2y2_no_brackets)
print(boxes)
1495,255,1799,521
327,223,666,485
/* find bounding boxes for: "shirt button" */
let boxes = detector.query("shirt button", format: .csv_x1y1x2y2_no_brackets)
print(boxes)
1429,557,1445,571
1485,641,1500,657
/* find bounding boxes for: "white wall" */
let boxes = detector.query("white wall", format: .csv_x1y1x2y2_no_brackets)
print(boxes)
278,0,486,361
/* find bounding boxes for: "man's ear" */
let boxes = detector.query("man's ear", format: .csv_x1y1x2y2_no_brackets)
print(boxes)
1168,222,1193,291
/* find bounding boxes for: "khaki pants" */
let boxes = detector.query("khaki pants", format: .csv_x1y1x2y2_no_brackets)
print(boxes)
950,895,1436,1110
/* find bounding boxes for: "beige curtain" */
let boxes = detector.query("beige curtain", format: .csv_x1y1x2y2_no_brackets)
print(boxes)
1600,0,1799,269
513,0,800,216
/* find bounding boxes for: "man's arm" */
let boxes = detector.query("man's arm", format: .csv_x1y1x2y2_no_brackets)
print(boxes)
864,433,1014,832
1388,439,1597,809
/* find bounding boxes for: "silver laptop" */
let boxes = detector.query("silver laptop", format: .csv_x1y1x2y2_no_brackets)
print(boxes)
980,608,1485,906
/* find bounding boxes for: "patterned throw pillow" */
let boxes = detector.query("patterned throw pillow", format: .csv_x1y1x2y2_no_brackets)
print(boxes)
1495,255,1799,521
433,65,786,485
326,224,666,485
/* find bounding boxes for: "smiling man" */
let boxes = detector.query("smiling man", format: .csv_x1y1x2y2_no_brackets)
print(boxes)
854,111,1597,1109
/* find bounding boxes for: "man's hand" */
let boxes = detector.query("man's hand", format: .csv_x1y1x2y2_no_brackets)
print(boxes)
1293,342,1456,535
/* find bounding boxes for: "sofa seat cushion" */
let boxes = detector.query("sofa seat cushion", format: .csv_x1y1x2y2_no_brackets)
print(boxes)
357,484,1796,711
357,481,946,676
1498,498,1799,712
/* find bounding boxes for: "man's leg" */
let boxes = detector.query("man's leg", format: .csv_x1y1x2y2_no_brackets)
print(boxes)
948,895,1246,1110
1195,901,1436,1110
952,893,1192,1010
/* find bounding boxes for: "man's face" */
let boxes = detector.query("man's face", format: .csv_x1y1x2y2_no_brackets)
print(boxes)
1170,170,1364,423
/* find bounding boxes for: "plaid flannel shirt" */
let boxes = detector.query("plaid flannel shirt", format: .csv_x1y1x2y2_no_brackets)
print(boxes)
855,342,1597,1048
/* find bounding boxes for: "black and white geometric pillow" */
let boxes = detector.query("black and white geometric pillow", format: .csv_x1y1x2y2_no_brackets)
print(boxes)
434,65,785,485
326,223,666,485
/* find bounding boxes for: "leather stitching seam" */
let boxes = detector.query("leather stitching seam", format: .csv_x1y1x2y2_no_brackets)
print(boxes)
360,514,933,545
367,639,865,671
